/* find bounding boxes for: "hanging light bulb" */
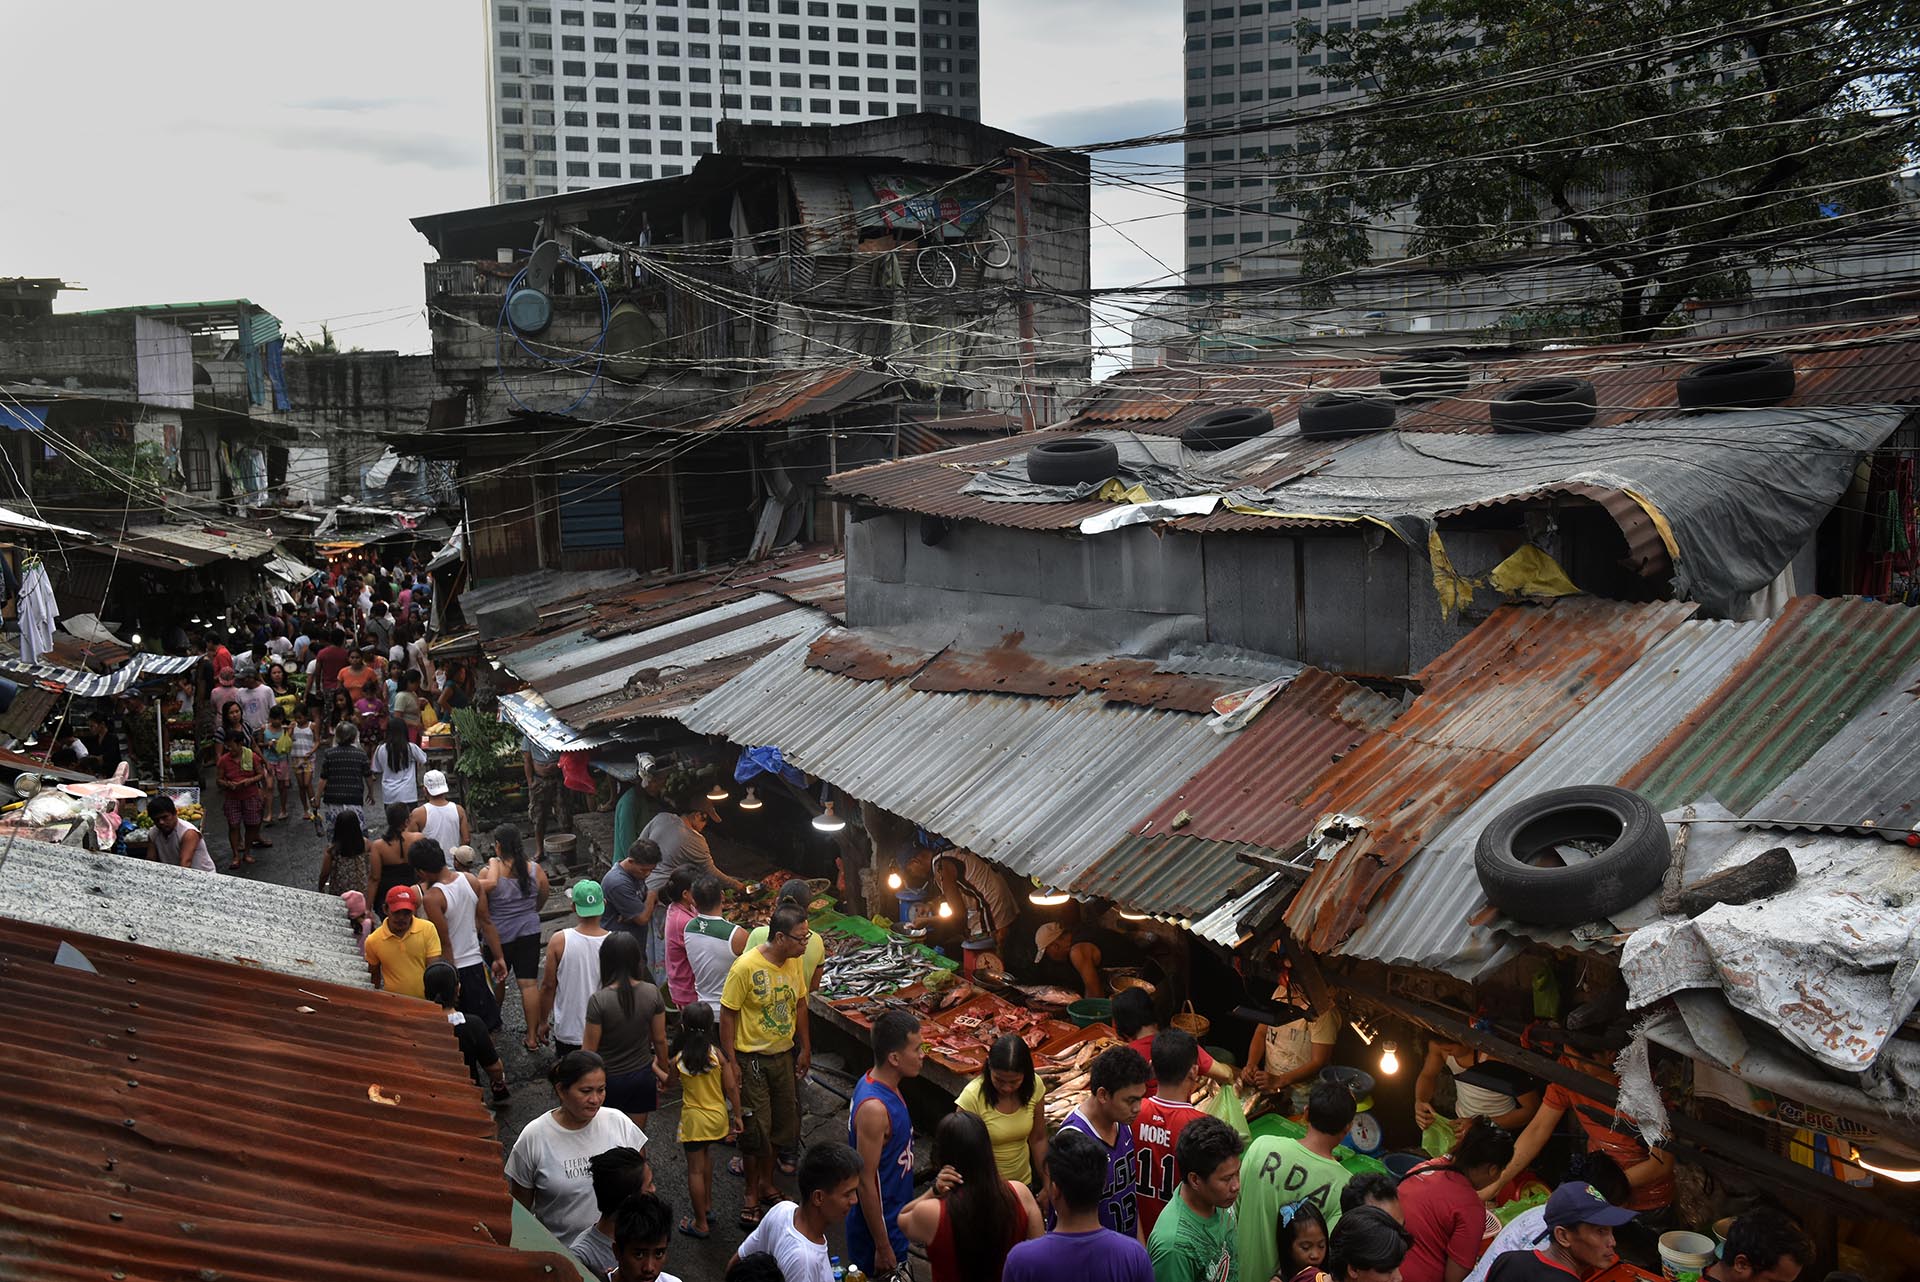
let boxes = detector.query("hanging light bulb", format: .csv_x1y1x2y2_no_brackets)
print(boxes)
1854,1146,1920,1183
705,781,729,802
1378,1041,1400,1076
886,870,903,890
1029,886,1071,906
812,801,846,833
129,633,142,646
937,900,953,919
737,788,762,811
1118,907,1150,920
190,616,203,625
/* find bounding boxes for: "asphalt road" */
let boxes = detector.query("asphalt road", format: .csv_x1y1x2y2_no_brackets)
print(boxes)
227,784,911,1281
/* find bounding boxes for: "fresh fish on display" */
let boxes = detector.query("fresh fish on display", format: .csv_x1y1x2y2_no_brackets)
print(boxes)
816,936,939,998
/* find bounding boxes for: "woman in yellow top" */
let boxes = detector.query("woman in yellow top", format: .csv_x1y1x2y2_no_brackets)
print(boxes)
954,1034,1050,1205
672,1002,740,1239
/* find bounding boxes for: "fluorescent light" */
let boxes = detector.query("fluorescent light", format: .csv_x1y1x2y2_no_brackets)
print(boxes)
1118,908,1150,920
737,788,762,811
1855,1146,1920,1183
1029,886,1071,906
812,801,846,833
705,783,729,802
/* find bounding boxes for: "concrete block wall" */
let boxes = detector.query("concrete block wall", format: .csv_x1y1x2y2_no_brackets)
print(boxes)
0,313,139,390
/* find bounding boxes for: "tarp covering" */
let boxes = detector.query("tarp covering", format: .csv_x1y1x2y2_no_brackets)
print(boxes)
959,408,1906,616
0,651,202,699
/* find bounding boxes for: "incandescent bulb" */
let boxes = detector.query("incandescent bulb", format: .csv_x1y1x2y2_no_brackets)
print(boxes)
886,871,902,890
937,901,953,919
1379,1042,1400,1076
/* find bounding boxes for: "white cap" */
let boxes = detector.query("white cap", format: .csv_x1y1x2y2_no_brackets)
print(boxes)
423,769,450,796
1034,921,1066,955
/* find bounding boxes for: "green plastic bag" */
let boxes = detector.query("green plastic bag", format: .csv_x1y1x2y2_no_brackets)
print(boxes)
1203,1083,1251,1141
1422,1117,1458,1158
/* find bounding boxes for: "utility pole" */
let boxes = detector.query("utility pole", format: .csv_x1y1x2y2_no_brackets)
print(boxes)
1012,150,1040,432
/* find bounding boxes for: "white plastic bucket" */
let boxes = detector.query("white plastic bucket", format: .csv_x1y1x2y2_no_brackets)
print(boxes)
1658,1231,1717,1282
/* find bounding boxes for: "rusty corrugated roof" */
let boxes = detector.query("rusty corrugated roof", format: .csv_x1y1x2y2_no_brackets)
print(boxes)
697,365,897,432
803,629,1244,713
1622,595,1920,815
1284,599,1697,953
0,915,573,1282
827,318,1920,533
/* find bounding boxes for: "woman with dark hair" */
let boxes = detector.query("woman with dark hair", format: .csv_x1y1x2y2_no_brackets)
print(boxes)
1392,1122,1516,1282
956,1034,1051,1201
1327,1206,1416,1282
318,806,368,898
480,823,551,1051
582,931,670,1129
504,1049,648,1242
367,801,421,919
371,716,426,808
326,687,354,732
899,1110,1043,1282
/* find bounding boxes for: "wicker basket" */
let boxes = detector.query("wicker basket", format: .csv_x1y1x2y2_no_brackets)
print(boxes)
1170,1000,1211,1039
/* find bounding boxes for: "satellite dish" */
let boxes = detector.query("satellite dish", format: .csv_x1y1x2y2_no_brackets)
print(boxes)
525,239,562,292
506,287,552,335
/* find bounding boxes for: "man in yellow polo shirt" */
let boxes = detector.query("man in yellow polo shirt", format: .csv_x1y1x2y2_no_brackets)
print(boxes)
365,885,441,997
721,902,812,1229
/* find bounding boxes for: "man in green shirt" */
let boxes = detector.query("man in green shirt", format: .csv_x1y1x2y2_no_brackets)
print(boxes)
1236,1080,1357,1282
1150,1115,1242,1282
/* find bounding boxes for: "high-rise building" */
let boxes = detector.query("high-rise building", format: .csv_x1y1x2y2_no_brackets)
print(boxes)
1181,0,1411,284
484,0,982,202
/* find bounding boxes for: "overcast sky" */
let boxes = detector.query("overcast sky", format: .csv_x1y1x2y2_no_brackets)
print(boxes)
2,0,1182,367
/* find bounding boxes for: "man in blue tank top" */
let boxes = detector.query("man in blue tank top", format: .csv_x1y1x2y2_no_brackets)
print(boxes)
848,1009,922,1276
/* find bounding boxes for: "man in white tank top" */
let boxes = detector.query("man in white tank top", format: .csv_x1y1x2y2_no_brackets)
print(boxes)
412,771,470,867
539,879,611,1056
413,837,508,1031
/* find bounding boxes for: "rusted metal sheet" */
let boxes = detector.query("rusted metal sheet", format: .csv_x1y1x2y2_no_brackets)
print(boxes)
698,365,895,432
0,916,571,1282
1747,658,1920,841
803,629,1241,712
1285,599,1696,953
1622,595,1920,815
1125,668,1400,851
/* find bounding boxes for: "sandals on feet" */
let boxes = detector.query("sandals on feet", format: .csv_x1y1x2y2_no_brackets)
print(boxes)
678,1216,711,1239
736,1204,764,1230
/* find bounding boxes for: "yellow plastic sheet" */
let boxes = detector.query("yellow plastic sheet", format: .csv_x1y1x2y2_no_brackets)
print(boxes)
1488,544,1582,598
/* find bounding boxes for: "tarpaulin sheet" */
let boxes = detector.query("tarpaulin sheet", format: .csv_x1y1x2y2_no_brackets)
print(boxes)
960,409,1906,615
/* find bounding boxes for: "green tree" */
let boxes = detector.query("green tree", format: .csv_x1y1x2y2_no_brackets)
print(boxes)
1285,0,1918,339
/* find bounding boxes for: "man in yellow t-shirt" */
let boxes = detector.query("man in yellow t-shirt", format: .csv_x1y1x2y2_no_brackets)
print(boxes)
364,885,442,998
720,902,812,1227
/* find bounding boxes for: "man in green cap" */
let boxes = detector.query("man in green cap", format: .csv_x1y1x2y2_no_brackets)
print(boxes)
538,878,611,1056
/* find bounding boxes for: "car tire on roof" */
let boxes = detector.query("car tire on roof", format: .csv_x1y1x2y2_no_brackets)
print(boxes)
1299,391,1396,440
1675,354,1796,410
1181,406,1275,451
1474,785,1671,926
1490,377,1598,433
1025,436,1121,486
1379,350,1471,401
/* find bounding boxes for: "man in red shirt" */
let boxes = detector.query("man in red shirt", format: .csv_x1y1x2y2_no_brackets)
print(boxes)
1395,1123,1515,1282
314,628,352,692
1132,1028,1210,1237
1486,1048,1674,1214
1115,988,1234,1097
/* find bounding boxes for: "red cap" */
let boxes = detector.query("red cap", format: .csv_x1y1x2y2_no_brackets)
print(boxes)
384,885,420,913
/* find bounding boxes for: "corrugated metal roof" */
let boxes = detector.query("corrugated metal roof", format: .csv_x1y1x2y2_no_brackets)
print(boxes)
683,630,1244,909
1284,599,1697,954
1125,668,1402,851
0,915,574,1282
1336,618,1771,972
0,837,373,988
1747,657,1920,840
803,629,1247,713
1623,596,1920,814
829,318,1920,536
510,591,833,729
696,366,897,432
117,522,283,566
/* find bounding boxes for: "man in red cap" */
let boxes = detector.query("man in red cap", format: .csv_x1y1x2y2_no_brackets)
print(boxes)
364,885,442,997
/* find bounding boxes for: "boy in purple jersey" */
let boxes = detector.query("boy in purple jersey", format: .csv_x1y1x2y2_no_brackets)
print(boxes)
1056,1044,1153,1242
1005,1126,1154,1282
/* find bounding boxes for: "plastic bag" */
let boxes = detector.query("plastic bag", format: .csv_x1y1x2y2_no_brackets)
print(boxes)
1422,1117,1458,1158
1203,1082,1251,1140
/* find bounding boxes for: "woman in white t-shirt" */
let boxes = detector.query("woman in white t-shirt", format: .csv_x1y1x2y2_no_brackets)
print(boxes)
371,719,427,807
1241,965,1340,1118
506,1050,648,1242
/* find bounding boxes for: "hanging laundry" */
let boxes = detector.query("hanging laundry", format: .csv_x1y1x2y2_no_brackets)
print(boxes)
17,554,56,665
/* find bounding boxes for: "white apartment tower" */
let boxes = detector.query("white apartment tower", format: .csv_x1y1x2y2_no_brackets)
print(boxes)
486,0,983,201
1182,0,1413,282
